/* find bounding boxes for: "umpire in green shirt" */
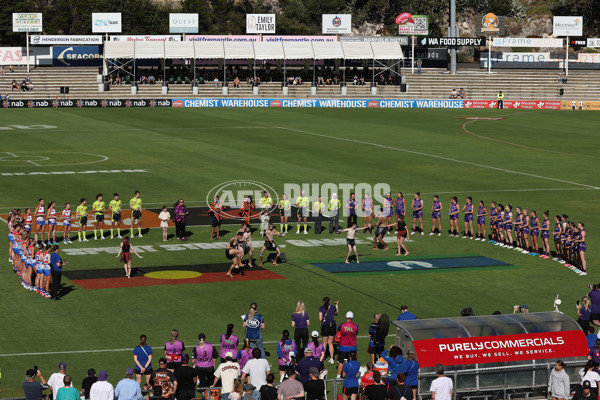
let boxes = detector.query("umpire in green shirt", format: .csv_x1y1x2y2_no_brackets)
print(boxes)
328,193,341,234
497,91,504,109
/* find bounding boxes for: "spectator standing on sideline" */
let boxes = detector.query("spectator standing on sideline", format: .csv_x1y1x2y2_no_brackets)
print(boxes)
387,373,413,400
49,245,65,300
277,369,304,400
397,305,417,321
497,91,504,109
318,297,339,364
405,351,420,400
55,376,80,400
328,194,341,233
295,347,324,385
133,334,153,388
548,360,570,400
259,373,278,400
586,327,596,349
291,301,310,357
380,346,408,388
337,311,358,378
174,199,188,241
23,369,49,400
212,352,239,399
341,351,360,400
430,364,453,400
345,193,357,228
313,196,325,234
304,367,325,400
243,302,266,358
82,369,98,400
48,361,68,400
149,358,177,400
114,368,143,400
364,371,386,400
241,348,270,391
587,285,600,327
90,370,113,400
159,207,171,242
578,296,592,331
174,355,197,400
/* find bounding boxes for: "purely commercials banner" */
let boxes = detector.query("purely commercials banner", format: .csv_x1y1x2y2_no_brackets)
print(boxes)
413,330,588,368
169,13,198,33
246,14,275,34
465,100,561,110
13,13,42,32
31,35,102,45
92,13,122,33
322,14,352,34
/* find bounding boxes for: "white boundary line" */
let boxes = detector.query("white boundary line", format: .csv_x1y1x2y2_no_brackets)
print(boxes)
276,127,599,190
0,336,375,357
0,151,109,167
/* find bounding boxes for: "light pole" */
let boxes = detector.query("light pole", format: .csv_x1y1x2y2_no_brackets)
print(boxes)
449,0,457,74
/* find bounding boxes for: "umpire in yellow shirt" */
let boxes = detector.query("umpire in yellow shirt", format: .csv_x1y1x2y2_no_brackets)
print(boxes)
497,91,504,109
313,196,325,235
328,193,341,234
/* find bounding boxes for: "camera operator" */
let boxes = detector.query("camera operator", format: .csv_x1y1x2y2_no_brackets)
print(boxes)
587,284,600,327
513,304,529,314
23,368,49,400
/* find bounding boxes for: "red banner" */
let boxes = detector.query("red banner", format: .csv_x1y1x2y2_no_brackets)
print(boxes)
464,99,562,110
413,330,588,368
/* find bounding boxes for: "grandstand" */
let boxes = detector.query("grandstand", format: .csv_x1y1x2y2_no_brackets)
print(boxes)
3,66,599,101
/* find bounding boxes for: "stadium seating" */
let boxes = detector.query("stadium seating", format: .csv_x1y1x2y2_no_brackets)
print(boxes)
2,66,600,100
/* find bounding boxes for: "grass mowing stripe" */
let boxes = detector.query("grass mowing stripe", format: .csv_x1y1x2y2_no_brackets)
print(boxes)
304,254,482,264
334,265,520,276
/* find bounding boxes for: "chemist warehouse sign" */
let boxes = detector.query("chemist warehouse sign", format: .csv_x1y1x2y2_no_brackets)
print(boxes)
413,331,588,367
52,46,102,67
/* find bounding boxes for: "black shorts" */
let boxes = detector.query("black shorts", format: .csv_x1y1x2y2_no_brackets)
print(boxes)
264,241,277,251
321,322,336,337
368,345,384,355
278,365,289,371
375,228,387,237
343,387,358,396
132,210,142,220
112,213,121,222
225,248,236,260
211,215,221,227
591,313,600,322
95,213,104,222
338,350,353,363
347,239,356,247
135,368,152,375
166,361,181,370
242,244,251,255
79,216,88,226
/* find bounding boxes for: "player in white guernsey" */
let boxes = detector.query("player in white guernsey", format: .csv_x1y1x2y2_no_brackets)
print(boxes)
34,198,45,244
61,203,72,244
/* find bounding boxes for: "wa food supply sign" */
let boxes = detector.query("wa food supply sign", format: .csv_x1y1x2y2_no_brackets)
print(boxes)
170,13,198,33
13,13,42,32
92,13,121,33
553,16,583,37
322,14,351,34
420,37,484,47
246,14,275,34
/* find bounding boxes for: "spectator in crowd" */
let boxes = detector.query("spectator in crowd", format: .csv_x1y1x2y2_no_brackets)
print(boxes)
548,360,570,400
405,350,420,400
90,370,113,400
133,334,153,388
114,368,143,400
337,311,358,377
513,304,529,314
56,376,80,400
459,88,465,99
450,89,458,99
233,77,240,88
23,368,49,400
573,381,594,400
586,326,596,349
364,371,386,400
341,351,360,400
241,348,270,392
4,93,10,100
295,347,324,385
388,373,413,400
416,58,422,74
589,339,600,364
174,355,196,400
578,296,592,331
587,285,600,327
49,245,65,300
291,301,310,357
174,199,188,241
0,66,5,75
149,358,177,400
212,352,239,399
242,384,257,400
242,302,266,358
48,361,68,400
277,368,304,400
9,65,14,72
230,380,244,400
82,369,98,400
380,346,407,389
140,74,148,84
259,373,278,400
214,76,220,87
11,79,20,91
430,364,453,400
304,367,325,400
361,363,374,388
397,305,416,321
579,360,600,397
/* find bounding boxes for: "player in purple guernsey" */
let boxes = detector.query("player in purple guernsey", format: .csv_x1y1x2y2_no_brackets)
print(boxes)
220,324,239,362
449,197,459,237
514,207,523,251
430,195,442,236
502,205,513,248
362,193,373,234
529,210,540,256
552,215,562,262
540,211,551,259
383,193,394,225
394,192,406,218
577,222,587,275
164,329,185,371
494,204,504,246
411,193,424,235
489,201,498,243
462,197,474,239
520,208,531,254
475,201,488,241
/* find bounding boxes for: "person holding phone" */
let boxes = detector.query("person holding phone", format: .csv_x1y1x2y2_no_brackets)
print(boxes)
23,368,49,400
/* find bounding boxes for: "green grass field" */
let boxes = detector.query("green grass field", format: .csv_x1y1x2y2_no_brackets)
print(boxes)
0,108,598,397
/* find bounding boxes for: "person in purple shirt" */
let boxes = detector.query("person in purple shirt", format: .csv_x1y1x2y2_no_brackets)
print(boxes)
164,329,185,371
397,305,417,321
220,324,239,362
291,301,310,359
237,338,253,371
345,193,357,229
174,199,189,241
318,297,339,365
578,297,592,332
589,339,600,365
276,330,297,380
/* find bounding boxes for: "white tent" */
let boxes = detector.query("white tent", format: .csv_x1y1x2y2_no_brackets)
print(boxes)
370,42,403,60
104,41,135,58
253,42,285,60
193,41,224,59
341,42,374,59
224,42,254,59
311,42,344,59
135,42,165,59
283,42,314,59
165,41,194,59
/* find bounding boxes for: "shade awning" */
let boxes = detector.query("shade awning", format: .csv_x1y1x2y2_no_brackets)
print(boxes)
224,42,254,59
105,41,135,58
165,41,194,59
341,42,374,59
253,42,284,60
311,42,344,59
282,41,314,59
134,41,165,59
194,41,224,59
370,41,404,59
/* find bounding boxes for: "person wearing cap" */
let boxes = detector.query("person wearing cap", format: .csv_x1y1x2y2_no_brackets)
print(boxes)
55,376,80,400
579,360,600,397
336,311,358,377
115,368,144,400
81,369,98,400
295,347,324,385
303,367,325,400
397,305,417,321
242,384,257,400
573,380,594,400
149,358,178,400
306,331,325,362
328,193,341,234
174,355,197,400
90,370,113,400
212,352,240,399
48,361,68,400
23,368,49,400
548,360,570,400
277,368,304,400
